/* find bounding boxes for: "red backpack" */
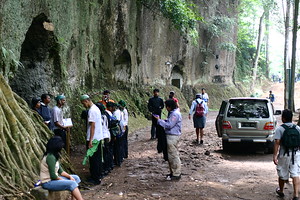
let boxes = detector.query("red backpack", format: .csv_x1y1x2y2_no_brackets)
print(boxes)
195,101,205,117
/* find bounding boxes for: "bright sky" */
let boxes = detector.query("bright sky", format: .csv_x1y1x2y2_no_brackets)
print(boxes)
268,0,300,76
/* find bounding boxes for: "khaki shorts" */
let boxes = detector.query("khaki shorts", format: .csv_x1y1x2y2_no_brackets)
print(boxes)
277,151,300,180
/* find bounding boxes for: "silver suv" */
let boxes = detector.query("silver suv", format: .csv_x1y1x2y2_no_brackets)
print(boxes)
215,98,277,152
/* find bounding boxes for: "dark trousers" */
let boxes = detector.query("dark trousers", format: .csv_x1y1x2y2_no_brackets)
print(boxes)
86,141,102,181
103,138,113,172
54,129,67,148
123,127,128,158
113,136,123,166
151,113,161,138
107,138,114,170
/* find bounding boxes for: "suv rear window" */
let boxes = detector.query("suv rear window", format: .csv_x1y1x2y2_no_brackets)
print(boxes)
227,99,269,118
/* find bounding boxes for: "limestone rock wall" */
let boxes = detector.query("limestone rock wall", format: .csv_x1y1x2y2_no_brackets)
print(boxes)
0,0,238,102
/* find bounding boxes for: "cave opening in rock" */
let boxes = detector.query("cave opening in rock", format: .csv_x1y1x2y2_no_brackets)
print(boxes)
114,50,131,82
10,13,61,103
171,65,183,89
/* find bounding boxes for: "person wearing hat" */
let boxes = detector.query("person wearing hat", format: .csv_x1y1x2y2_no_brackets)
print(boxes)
188,93,208,145
31,97,41,115
52,95,68,146
80,94,103,185
119,100,129,158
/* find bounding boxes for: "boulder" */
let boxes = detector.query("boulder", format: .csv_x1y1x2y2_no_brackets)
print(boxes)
30,187,70,200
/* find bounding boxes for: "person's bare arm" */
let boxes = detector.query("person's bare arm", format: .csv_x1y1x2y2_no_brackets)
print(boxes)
89,122,95,148
273,139,280,165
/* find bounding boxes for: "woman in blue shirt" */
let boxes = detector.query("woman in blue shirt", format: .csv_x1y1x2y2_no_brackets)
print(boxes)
155,99,182,181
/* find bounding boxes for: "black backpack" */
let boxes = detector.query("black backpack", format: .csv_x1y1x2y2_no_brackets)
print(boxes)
281,124,300,164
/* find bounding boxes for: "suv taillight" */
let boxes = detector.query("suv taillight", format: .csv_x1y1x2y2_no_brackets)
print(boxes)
222,121,232,129
264,122,274,130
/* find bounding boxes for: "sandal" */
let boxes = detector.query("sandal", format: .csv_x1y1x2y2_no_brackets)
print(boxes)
276,187,284,197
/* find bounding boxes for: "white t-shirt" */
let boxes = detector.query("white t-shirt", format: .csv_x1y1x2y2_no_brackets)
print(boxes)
114,109,121,120
122,108,129,126
274,122,300,156
87,104,103,141
102,113,110,139
52,106,63,130
200,93,209,103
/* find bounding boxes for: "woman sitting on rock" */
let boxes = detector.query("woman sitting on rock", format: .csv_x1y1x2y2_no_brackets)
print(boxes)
40,136,84,200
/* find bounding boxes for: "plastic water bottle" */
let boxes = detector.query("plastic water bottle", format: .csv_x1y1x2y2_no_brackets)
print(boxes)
34,180,41,187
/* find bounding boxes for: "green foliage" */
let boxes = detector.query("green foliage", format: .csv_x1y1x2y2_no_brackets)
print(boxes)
219,42,237,52
235,0,277,82
139,0,203,44
206,16,236,39
0,47,24,78
202,16,236,53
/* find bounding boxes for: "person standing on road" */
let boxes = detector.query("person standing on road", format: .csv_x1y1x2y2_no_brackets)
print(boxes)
148,88,164,140
81,95,103,185
169,91,179,108
154,99,182,180
273,109,300,200
268,90,275,103
119,100,129,158
188,94,208,145
200,88,209,104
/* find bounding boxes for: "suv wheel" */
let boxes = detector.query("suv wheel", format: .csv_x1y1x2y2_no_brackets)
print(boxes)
222,140,231,152
264,141,274,154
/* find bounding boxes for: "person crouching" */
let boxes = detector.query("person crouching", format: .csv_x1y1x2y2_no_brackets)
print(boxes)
154,99,182,180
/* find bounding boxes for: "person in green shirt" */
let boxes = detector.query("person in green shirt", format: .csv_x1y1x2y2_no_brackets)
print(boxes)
40,136,84,200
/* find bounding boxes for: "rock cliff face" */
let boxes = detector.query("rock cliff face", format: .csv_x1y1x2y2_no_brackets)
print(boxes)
0,0,238,102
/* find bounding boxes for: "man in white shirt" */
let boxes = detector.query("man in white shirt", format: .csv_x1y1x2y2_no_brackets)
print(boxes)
52,95,68,146
200,88,209,104
119,100,129,158
80,95,103,185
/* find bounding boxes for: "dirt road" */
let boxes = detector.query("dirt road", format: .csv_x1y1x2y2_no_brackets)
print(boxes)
72,111,292,200
262,82,300,111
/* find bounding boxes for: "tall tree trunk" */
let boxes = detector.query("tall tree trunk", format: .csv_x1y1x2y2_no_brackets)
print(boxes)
265,10,270,79
284,0,291,109
291,0,299,112
251,12,265,91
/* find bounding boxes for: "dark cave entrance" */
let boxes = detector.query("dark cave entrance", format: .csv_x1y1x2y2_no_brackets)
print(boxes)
171,65,183,89
114,49,132,82
10,13,61,103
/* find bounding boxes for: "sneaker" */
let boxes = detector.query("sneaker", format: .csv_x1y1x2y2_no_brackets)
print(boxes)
200,140,203,144
292,197,299,200
276,187,284,197
171,174,181,181
166,175,172,181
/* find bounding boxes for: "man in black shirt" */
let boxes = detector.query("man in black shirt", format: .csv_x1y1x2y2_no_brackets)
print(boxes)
40,94,52,129
148,89,164,140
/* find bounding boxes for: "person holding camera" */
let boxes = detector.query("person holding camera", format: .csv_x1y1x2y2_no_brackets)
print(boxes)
99,90,115,107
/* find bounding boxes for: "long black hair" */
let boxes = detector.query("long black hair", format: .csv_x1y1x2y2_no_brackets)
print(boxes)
44,136,65,160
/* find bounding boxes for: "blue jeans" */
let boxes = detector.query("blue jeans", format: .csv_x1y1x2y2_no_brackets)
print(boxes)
42,175,81,191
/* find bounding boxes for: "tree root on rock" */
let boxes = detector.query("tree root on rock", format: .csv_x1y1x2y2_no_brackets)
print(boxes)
0,74,73,199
